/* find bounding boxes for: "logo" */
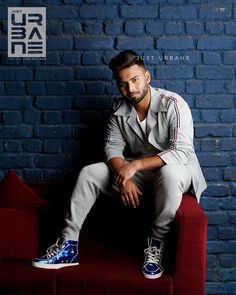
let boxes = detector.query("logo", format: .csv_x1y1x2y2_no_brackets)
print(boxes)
8,7,46,58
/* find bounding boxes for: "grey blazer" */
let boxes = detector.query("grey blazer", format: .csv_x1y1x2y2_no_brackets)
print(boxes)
104,86,207,201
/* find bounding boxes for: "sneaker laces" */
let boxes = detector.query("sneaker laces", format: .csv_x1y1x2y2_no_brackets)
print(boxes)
144,246,161,264
44,238,65,259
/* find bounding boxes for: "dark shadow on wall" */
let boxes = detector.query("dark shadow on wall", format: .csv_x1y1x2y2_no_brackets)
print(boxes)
64,83,115,184
75,109,111,167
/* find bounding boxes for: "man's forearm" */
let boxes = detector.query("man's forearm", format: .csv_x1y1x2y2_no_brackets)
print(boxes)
108,155,165,188
108,155,165,175
107,157,125,174
134,155,165,172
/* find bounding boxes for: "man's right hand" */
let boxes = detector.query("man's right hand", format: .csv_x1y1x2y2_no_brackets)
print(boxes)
107,157,143,208
119,179,143,208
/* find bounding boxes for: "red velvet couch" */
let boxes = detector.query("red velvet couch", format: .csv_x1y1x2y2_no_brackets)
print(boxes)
0,172,207,295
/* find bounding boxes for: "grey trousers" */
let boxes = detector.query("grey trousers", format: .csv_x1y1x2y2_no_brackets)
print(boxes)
62,162,192,241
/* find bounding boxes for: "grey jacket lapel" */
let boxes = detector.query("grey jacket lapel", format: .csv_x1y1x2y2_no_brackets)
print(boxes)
113,86,167,144
114,98,144,141
127,107,145,141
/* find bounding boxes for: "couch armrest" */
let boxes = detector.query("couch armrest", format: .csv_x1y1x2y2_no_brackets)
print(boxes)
0,208,40,260
172,194,207,295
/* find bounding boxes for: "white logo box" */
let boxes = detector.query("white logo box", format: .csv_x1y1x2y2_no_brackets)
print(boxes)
8,7,46,58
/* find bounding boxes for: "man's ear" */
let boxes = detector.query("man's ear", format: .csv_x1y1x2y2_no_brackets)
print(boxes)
145,70,151,84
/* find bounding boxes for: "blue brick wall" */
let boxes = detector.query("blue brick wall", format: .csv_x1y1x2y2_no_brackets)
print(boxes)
0,1,236,293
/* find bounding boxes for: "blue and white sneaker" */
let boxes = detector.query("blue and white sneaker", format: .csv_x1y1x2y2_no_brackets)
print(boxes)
32,238,79,269
142,237,164,279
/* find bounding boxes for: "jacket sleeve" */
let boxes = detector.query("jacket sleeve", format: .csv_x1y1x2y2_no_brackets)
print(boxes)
104,113,126,162
158,97,195,165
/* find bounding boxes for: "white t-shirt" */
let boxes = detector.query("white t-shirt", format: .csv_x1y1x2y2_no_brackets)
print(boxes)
137,115,147,137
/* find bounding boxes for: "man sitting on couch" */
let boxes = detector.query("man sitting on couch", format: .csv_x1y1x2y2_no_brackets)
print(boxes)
32,50,207,280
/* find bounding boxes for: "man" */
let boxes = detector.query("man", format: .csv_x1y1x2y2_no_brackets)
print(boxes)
32,50,207,279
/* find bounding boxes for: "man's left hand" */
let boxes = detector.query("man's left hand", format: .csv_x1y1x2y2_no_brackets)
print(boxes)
114,161,139,187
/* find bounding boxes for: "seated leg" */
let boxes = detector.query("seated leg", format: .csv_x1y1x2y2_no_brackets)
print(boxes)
142,164,192,279
32,162,111,269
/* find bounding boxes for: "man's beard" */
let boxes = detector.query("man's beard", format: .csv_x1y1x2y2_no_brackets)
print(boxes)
125,84,149,105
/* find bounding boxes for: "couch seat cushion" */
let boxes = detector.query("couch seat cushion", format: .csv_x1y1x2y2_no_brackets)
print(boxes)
57,251,173,295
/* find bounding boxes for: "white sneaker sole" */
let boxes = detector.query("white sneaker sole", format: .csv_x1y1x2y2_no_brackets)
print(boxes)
142,271,163,279
32,261,79,269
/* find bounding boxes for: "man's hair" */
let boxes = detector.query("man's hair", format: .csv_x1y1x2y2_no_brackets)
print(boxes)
109,50,145,78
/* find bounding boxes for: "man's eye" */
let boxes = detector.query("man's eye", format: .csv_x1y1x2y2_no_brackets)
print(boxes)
119,83,126,87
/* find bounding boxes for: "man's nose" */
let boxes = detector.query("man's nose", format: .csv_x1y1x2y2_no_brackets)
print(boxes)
127,82,135,93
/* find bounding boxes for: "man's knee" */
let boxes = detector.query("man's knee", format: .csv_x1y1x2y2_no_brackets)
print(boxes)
154,164,191,192
79,162,110,182
156,165,178,183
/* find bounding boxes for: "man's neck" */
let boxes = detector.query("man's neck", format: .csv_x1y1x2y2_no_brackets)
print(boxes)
134,86,151,121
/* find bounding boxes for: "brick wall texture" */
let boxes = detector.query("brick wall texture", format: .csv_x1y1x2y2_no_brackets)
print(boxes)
0,0,236,293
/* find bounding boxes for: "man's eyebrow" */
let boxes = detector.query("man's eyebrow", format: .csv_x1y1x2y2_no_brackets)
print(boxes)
118,75,140,83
